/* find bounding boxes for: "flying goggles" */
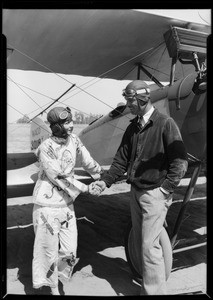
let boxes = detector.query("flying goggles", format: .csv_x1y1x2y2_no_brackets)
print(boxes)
122,88,150,104
59,107,72,121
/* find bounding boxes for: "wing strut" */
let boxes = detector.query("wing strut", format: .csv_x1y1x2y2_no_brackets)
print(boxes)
169,57,177,86
170,154,206,250
137,63,164,88
29,84,76,122
169,57,181,110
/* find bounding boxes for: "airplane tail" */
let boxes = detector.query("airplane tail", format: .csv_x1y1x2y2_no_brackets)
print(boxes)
30,117,51,151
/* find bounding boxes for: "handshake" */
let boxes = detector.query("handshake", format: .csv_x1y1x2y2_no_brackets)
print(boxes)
87,180,107,196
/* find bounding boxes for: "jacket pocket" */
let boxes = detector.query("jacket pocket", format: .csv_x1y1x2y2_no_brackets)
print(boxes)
135,158,166,184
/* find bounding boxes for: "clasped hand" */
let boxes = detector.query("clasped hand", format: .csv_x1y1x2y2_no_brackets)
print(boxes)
88,181,107,196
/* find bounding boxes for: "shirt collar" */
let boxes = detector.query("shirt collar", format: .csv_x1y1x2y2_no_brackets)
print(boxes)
131,106,159,126
142,105,154,124
137,105,154,126
50,135,69,145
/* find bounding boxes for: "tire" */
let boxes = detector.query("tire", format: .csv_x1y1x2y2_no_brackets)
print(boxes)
124,221,173,281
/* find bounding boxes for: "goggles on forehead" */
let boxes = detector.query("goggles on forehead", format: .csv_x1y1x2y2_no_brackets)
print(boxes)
59,107,72,120
122,88,150,98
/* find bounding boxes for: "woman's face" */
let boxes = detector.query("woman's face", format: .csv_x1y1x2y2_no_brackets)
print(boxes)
63,120,74,135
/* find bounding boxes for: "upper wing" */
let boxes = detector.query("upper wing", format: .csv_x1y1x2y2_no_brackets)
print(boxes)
3,9,211,82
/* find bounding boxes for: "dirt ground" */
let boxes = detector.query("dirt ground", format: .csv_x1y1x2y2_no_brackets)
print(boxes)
5,177,207,296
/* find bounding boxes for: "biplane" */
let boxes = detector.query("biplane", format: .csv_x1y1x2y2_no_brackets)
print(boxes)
3,9,210,283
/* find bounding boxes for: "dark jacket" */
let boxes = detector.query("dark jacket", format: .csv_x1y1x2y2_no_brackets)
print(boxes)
101,108,188,193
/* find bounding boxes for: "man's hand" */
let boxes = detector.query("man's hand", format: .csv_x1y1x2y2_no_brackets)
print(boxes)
87,181,107,196
88,182,102,196
93,181,107,192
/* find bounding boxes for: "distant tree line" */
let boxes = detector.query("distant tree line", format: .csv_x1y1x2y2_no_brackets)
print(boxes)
73,111,102,124
16,112,102,124
16,114,30,123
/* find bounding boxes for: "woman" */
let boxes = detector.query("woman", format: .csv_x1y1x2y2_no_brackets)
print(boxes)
32,106,103,295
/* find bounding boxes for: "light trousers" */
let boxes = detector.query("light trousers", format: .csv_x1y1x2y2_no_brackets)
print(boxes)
130,186,172,295
32,204,78,289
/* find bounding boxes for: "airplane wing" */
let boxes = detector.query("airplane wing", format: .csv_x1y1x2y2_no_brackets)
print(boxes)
7,164,110,198
7,152,37,170
3,9,211,82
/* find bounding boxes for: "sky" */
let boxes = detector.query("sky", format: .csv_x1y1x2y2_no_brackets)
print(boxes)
7,69,131,123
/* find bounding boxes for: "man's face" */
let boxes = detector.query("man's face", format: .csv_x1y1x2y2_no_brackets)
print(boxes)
125,95,149,115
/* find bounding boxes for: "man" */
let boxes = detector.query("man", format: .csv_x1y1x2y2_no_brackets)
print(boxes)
94,80,188,295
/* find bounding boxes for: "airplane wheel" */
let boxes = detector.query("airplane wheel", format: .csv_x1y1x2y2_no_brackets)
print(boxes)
124,221,173,282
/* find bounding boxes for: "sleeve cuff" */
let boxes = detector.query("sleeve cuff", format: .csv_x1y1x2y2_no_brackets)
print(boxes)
101,173,114,188
160,186,170,194
161,179,176,194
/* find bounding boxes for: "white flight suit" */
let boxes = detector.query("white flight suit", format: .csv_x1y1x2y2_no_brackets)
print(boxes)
32,133,102,289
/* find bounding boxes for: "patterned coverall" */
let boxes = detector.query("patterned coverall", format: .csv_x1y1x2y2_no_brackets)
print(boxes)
32,133,102,289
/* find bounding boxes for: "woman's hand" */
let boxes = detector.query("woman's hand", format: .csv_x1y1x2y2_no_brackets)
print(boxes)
87,182,104,196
